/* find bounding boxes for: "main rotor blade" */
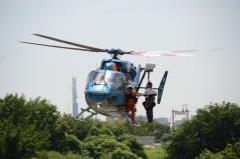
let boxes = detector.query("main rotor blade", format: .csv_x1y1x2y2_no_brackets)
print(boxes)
33,34,106,52
169,48,223,53
19,41,100,52
130,48,223,57
130,52,193,57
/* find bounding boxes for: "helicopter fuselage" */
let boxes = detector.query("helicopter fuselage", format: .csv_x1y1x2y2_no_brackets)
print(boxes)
84,59,141,118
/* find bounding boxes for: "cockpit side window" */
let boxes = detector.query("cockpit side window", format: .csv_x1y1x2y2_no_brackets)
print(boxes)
87,71,104,83
87,71,96,82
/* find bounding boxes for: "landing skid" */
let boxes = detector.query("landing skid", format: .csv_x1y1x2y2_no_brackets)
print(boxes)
75,106,137,125
76,107,99,120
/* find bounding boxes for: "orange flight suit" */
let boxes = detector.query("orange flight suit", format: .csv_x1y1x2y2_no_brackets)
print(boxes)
125,90,141,122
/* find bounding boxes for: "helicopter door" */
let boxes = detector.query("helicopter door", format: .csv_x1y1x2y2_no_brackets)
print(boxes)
104,71,125,106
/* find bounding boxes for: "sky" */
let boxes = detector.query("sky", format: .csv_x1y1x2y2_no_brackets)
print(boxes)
0,0,240,119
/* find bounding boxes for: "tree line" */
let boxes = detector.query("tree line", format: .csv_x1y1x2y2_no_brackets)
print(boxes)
166,102,240,159
1,93,239,159
0,94,169,159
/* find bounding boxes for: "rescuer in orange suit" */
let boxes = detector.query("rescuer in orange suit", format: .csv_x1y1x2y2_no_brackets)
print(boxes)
125,86,142,123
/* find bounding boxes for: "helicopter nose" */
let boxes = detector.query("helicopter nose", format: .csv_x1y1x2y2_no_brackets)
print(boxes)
85,84,109,103
85,90,111,107
85,82,125,108
86,83,108,93
85,91,110,101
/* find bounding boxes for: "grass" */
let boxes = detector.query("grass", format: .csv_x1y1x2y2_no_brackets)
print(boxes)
145,147,168,159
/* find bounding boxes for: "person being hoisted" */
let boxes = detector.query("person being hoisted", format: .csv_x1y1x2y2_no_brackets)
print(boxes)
125,86,142,124
143,81,157,123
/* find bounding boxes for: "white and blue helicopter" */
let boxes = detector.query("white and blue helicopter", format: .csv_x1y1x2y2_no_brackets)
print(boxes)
20,34,221,123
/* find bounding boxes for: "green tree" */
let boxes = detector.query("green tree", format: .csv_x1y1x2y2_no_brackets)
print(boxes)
82,135,130,158
167,102,240,159
197,142,240,159
64,134,82,153
50,115,92,152
126,121,170,140
33,151,90,159
57,114,94,140
118,134,147,159
50,119,70,152
89,126,101,136
0,93,156,158
0,94,59,159
111,148,139,159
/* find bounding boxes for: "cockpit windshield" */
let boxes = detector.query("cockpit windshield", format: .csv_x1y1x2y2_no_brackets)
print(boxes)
87,70,124,85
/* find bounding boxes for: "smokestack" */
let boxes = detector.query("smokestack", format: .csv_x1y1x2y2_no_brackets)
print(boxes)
72,77,78,117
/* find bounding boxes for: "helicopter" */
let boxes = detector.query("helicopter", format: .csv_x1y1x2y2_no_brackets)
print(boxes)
20,34,222,123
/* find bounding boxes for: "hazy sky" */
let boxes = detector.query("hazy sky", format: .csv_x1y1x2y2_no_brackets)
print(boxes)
0,0,240,119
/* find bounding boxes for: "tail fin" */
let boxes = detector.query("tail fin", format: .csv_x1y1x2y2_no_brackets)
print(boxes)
134,64,142,86
157,71,168,104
